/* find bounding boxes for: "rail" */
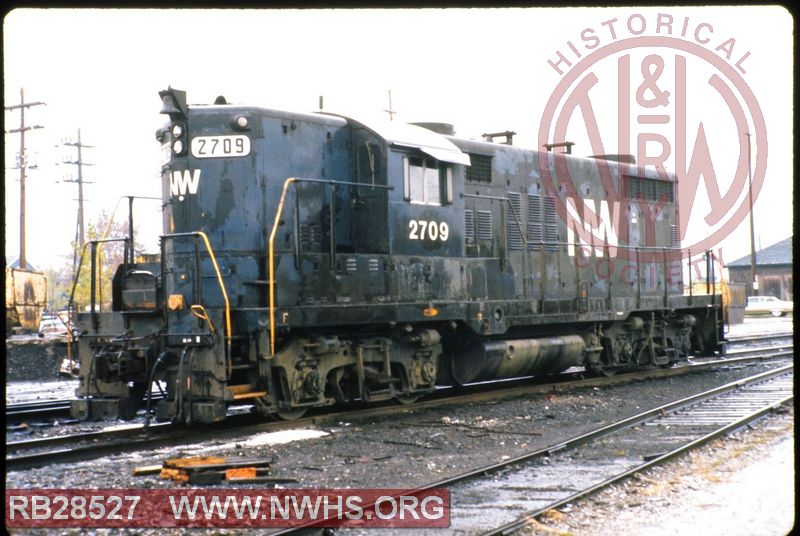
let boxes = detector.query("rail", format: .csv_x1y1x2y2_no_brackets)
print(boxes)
483,365,793,535
7,346,792,470
265,363,793,534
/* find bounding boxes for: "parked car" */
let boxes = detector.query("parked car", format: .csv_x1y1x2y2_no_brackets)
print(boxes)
745,295,793,317
38,313,75,338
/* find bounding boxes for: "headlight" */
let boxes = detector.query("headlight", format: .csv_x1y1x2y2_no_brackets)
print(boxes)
172,124,184,138
173,140,184,154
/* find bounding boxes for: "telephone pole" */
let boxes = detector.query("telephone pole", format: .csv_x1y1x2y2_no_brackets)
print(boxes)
383,90,397,121
60,129,94,270
5,88,45,269
745,132,758,295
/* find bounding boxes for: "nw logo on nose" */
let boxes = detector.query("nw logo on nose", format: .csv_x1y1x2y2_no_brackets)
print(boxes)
170,169,201,197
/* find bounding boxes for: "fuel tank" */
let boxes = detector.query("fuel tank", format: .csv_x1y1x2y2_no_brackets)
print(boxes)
451,335,586,384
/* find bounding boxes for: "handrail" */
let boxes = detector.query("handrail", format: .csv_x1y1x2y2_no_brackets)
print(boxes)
268,178,297,357
96,195,162,308
67,237,131,331
162,231,232,379
267,177,394,356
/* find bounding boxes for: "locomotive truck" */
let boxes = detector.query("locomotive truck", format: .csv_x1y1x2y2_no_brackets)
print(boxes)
70,88,725,423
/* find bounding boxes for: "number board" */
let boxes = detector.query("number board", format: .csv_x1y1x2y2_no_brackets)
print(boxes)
190,135,251,158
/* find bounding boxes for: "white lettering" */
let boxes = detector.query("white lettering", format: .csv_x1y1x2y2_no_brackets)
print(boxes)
566,197,620,257
9,496,29,519
170,169,201,197
408,220,449,242
421,496,445,519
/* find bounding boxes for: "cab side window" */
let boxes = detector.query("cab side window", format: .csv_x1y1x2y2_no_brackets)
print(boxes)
403,155,453,206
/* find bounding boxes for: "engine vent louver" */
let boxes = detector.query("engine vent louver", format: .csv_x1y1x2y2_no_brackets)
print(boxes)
465,209,475,244
476,210,493,240
506,192,523,250
528,194,543,251
544,195,559,252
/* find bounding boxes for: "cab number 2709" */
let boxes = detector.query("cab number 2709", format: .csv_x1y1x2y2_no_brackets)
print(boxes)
408,220,449,241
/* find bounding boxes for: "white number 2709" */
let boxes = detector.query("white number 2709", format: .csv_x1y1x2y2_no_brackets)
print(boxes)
408,220,449,241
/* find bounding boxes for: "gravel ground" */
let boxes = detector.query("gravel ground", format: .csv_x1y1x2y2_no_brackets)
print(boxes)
523,409,794,536
6,359,792,535
5,316,793,535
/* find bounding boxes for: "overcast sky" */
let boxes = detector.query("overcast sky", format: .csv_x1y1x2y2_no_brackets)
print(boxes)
4,7,793,274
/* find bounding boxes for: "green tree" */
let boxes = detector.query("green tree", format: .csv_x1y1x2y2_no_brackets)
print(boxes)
44,266,73,312
68,211,141,312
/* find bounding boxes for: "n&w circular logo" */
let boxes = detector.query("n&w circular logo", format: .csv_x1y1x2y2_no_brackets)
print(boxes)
538,11,767,266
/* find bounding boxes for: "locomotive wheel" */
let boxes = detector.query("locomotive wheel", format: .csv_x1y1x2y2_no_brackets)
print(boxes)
276,407,308,420
394,393,421,405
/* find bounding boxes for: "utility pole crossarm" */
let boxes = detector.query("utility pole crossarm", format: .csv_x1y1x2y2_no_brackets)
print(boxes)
5,125,44,134
5,100,46,111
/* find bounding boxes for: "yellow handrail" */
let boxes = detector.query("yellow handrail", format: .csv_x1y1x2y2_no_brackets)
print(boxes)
194,231,232,377
268,178,297,356
190,304,216,333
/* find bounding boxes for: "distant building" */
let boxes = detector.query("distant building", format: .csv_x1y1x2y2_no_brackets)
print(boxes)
727,237,793,300
6,258,40,271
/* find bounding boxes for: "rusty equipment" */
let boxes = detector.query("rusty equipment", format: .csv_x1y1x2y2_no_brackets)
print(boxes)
134,455,296,486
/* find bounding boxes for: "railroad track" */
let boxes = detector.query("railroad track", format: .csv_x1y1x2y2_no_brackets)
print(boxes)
5,394,164,423
269,364,792,535
441,365,792,535
6,342,792,472
725,332,793,345
5,332,789,423
5,399,74,421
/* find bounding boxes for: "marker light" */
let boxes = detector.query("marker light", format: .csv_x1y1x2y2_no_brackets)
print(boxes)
423,306,439,318
168,294,185,311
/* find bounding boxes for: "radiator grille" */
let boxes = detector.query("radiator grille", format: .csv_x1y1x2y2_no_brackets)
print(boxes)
626,175,675,203
466,154,492,183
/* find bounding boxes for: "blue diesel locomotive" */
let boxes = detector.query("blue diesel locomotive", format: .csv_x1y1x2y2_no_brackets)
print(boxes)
70,88,725,422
